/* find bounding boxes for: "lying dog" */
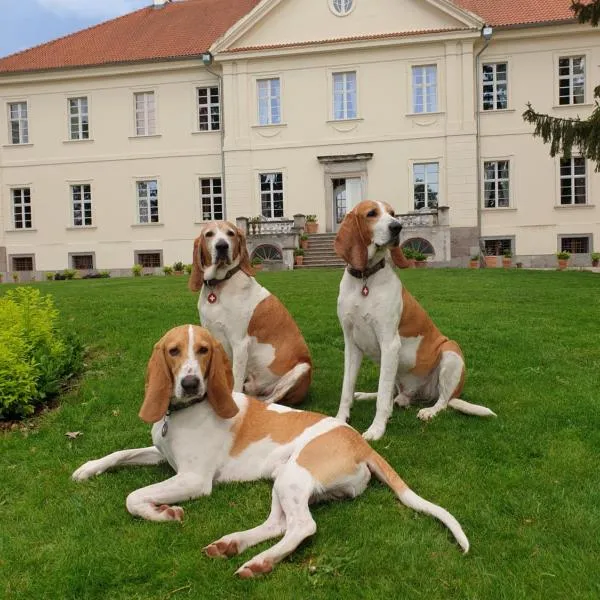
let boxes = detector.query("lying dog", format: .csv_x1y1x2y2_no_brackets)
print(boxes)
73,325,469,578
335,200,496,441
189,221,311,406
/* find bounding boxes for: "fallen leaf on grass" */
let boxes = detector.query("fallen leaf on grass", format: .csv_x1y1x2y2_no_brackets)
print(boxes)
65,431,83,439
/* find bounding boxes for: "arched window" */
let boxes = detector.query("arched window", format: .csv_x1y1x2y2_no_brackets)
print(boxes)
401,237,435,256
251,244,283,262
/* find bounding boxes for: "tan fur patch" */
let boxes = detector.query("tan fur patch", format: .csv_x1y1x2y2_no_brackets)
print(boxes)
229,399,324,457
334,200,380,271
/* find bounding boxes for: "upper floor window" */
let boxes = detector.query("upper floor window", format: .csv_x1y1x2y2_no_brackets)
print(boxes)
200,177,224,221
330,0,354,15
559,56,585,105
332,71,357,120
482,63,508,111
412,65,437,113
257,78,281,126
560,157,586,205
198,86,220,131
68,97,89,140
413,162,439,209
12,188,32,229
483,160,510,208
71,184,93,227
137,180,159,223
135,92,156,136
8,101,28,144
260,172,284,218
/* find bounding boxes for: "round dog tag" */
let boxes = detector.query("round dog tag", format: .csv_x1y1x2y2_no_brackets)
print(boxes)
161,419,168,437
361,285,369,297
208,292,217,304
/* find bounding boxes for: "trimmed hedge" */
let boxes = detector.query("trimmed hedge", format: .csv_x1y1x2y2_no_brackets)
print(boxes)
0,287,83,420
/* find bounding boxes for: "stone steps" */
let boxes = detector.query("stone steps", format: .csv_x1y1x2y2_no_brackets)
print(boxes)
299,233,345,268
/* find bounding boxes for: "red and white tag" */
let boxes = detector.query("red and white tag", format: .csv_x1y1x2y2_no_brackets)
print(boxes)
361,285,369,297
208,292,217,304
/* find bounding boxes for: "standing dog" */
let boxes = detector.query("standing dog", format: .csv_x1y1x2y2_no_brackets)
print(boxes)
73,325,469,578
334,200,496,441
189,221,311,406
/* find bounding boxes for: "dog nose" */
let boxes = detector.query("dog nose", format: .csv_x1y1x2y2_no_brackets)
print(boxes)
215,240,228,253
181,375,200,393
389,220,402,235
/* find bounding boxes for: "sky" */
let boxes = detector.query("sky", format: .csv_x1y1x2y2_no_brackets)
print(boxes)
0,0,150,58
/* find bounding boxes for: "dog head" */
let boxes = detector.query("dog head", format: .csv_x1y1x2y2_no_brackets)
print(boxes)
189,221,253,292
138,325,237,423
334,200,409,271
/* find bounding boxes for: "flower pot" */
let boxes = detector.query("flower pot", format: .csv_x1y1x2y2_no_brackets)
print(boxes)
592,259,599,267
294,256,304,266
415,260,427,269
304,222,318,234
174,270,184,276
300,240,309,250
557,259,569,270
407,258,416,268
484,256,497,268
469,260,479,269
516,262,523,269
502,258,512,269
253,264,263,271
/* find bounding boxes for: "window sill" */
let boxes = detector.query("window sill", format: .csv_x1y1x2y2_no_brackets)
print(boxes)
128,134,162,140
405,111,445,118
63,139,94,144
480,108,515,114
554,204,595,209
2,143,33,148
192,129,221,135
66,226,97,230
552,103,594,110
481,207,517,212
326,117,363,124
131,223,164,227
251,123,287,129
4,228,37,233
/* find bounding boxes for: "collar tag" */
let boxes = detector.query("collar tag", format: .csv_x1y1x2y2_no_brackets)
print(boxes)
207,291,217,304
361,285,369,297
161,415,169,437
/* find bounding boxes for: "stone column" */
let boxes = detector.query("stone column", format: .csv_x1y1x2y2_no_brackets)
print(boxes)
236,217,248,235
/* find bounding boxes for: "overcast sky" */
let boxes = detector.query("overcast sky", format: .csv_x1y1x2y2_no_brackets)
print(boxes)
0,0,149,58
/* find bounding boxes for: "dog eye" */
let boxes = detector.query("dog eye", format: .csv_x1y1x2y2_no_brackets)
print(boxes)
197,346,208,355
168,347,180,357
227,230,235,237
389,210,396,217
205,231,214,238
367,209,377,217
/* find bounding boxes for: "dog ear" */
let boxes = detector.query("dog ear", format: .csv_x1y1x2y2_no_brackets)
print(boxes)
390,246,411,269
334,211,369,271
236,226,255,277
139,341,172,423
189,236,204,292
206,340,238,419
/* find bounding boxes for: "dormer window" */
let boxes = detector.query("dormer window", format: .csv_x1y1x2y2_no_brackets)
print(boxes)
330,0,354,16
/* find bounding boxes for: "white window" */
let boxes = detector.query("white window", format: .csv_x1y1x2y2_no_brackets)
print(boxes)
134,92,156,136
332,71,357,120
483,161,510,208
68,97,89,140
137,180,159,223
559,56,585,105
412,65,437,113
71,184,93,227
560,157,586,205
197,86,220,131
330,0,354,15
8,102,28,144
12,188,32,229
200,177,224,220
482,63,508,111
257,78,281,126
260,173,284,218
413,163,439,209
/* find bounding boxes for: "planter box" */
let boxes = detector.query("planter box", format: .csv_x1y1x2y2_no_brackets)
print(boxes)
557,259,569,270
484,256,497,268
304,222,319,234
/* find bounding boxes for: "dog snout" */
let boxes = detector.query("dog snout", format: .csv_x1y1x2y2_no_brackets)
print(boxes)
215,240,229,256
181,375,200,395
388,220,402,236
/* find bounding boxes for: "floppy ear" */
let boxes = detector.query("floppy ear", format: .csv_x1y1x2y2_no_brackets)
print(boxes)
189,236,204,292
390,246,411,269
334,211,369,271
236,226,255,277
139,342,172,423
206,340,238,419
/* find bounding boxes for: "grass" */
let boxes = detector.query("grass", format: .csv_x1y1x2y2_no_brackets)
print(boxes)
1,269,599,600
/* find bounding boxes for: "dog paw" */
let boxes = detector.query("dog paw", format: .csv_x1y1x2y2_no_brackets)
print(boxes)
155,504,184,521
72,460,104,481
362,424,385,441
235,559,273,579
417,407,438,422
204,539,239,559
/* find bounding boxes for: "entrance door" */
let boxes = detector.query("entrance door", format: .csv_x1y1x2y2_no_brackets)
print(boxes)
333,177,362,230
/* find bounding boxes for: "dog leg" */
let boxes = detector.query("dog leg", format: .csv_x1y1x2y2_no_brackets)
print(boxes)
231,338,250,393
417,351,463,422
72,446,164,481
261,362,311,405
235,465,316,578
204,487,286,559
363,337,401,441
125,472,212,522
336,330,363,423
353,392,377,401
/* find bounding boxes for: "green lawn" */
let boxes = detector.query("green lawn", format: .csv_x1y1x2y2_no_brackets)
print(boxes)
1,270,599,600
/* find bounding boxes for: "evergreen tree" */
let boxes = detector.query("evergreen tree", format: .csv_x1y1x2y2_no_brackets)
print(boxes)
522,1,600,170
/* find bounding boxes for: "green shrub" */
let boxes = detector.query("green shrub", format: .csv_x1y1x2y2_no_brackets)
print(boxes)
163,265,174,275
132,264,143,277
184,264,193,275
0,287,83,420
172,261,185,272
45,272,55,281
62,269,77,280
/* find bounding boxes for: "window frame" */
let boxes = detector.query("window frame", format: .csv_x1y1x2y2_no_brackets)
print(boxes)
8,101,29,144
481,62,508,111
133,91,157,137
11,187,32,230
412,161,440,210
136,179,160,224
482,159,511,209
197,85,221,132
331,71,358,121
70,183,93,227
10,254,35,272
68,96,90,140
199,176,224,221
558,55,585,106
482,237,514,257
134,250,163,268
559,156,587,206
256,78,282,126
258,171,284,219
70,252,95,270
412,65,438,114
558,234,592,254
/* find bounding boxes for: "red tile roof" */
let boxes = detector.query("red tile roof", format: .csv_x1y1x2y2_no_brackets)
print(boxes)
0,0,578,74
0,0,261,74
453,0,575,27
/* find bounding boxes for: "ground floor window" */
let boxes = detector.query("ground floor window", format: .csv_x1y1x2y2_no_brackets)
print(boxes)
11,255,34,271
484,238,512,256
251,245,283,262
259,172,284,218
71,254,94,270
200,177,223,221
135,251,162,268
560,236,590,254
413,162,439,209
401,237,435,256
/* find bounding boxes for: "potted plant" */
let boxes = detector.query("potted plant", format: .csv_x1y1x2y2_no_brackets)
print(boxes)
556,251,571,270
469,254,479,269
402,247,416,268
173,261,185,275
304,214,318,234
45,272,55,281
163,265,174,276
592,252,600,267
12,272,19,283
294,248,305,266
251,257,264,271
414,251,427,268
484,251,497,268
502,250,513,269
300,234,309,250
63,269,77,280
132,264,143,277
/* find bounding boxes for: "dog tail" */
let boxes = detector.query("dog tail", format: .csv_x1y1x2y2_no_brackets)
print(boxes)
448,398,496,418
366,450,469,553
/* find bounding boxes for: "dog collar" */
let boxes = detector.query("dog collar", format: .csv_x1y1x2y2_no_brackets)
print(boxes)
162,395,206,437
347,259,386,297
203,264,242,303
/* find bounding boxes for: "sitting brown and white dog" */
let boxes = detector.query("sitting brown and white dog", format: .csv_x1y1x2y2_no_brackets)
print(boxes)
335,201,496,441
73,325,469,578
189,221,311,406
